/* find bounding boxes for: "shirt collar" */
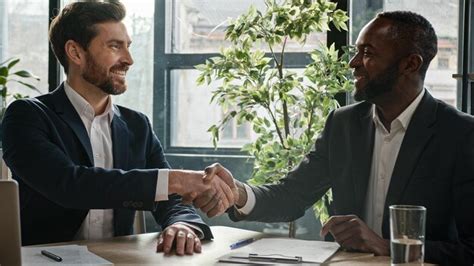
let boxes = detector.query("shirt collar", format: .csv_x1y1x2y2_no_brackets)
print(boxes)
372,88,425,132
64,81,115,122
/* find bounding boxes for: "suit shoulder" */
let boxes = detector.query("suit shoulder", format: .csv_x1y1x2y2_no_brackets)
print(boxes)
5,96,49,113
114,105,150,124
332,101,372,119
436,99,474,129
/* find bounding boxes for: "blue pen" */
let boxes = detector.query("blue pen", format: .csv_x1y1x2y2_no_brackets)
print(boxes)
229,237,256,249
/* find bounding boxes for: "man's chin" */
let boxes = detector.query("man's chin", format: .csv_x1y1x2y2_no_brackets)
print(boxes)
110,83,127,95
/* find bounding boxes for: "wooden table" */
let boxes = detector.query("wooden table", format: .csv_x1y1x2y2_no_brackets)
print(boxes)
49,226,396,265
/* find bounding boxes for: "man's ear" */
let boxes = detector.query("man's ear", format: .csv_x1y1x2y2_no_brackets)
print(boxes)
400,54,423,75
64,40,85,66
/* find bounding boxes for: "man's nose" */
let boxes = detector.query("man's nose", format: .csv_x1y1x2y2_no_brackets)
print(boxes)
122,48,134,66
349,53,361,68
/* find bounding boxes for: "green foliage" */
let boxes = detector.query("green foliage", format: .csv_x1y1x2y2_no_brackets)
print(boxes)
196,0,352,225
0,57,40,106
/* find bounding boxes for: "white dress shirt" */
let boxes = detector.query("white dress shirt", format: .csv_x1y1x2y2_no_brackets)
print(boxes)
65,82,116,240
237,89,426,237
64,82,202,240
364,89,425,235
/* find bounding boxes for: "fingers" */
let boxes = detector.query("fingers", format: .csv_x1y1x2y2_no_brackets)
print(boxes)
175,231,186,255
185,233,198,255
204,163,235,190
320,215,357,237
218,178,234,207
160,228,177,254
200,192,221,214
193,188,217,209
157,225,200,255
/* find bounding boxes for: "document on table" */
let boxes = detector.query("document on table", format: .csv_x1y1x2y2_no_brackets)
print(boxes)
22,245,112,265
219,238,340,264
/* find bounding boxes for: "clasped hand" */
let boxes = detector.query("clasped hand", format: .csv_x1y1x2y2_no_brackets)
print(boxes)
170,163,239,217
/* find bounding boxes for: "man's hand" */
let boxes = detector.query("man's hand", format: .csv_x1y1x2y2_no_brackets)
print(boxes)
168,170,209,196
320,215,390,256
185,163,245,217
156,223,201,255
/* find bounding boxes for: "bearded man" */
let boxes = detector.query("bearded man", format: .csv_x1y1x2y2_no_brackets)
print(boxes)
198,11,474,265
1,1,236,256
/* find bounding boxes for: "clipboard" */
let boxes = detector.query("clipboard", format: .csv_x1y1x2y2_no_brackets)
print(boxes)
218,237,339,264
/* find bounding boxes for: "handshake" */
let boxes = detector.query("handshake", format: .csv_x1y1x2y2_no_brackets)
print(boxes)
168,163,246,217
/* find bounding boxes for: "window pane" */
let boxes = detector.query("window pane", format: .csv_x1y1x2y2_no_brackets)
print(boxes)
350,0,459,107
167,0,326,53
170,69,312,148
1,0,48,100
114,0,154,119
170,69,258,148
61,0,154,119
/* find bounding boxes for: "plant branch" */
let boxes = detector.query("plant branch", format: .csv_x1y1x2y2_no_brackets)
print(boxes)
264,101,286,148
279,37,290,139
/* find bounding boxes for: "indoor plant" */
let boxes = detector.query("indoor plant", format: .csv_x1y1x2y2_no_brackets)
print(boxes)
196,0,352,237
0,57,40,120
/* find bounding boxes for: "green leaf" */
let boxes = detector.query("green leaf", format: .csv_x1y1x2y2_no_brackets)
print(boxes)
0,66,8,77
7,58,20,69
13,70,40,80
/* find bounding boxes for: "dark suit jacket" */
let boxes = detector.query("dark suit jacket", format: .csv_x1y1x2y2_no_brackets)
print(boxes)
2,84,212,245
230,92,474,265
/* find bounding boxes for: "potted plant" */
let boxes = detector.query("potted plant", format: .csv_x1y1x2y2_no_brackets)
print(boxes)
196,0,352,237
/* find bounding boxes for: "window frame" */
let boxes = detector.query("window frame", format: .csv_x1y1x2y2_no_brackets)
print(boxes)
153,0,349,157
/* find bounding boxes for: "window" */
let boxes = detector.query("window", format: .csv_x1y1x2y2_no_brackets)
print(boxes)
0,0,48,100
350,0,460,107
164,0,325,150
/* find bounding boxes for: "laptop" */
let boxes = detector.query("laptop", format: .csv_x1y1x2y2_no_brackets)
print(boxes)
0,179,22,266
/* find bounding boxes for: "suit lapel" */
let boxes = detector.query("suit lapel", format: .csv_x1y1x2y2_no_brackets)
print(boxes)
384,92,437,210
51,84,94,165
351,104,375,216
111,106,129,169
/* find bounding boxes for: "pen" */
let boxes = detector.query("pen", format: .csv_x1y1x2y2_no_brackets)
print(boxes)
229,237,256,249
41,250,63,262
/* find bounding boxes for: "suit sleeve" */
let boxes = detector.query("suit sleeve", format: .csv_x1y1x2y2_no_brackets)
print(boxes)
424,126,474,265
2,99,160,210
228,111,335,222
142,116,213,239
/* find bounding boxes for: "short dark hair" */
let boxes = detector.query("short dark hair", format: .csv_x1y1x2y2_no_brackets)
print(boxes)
49,1,126,73
377,11,438,79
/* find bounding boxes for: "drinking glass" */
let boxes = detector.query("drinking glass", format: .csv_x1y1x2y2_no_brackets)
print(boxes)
389,205,426,265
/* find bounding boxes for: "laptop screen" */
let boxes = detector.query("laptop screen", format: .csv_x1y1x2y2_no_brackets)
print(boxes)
0,179,22,265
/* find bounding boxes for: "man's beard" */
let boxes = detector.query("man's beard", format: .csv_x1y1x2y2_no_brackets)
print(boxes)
353,63,399,102
82,53,127,95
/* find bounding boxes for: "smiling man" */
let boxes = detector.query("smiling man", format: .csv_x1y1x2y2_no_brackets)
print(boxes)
1,1,237,256
197,11,474,265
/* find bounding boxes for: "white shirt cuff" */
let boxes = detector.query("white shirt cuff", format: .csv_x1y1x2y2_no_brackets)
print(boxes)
155,169,169,201
236,184,256,215
173,222,205,239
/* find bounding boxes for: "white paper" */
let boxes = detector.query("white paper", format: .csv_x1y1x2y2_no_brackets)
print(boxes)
22,245,112,265
224,238,340,264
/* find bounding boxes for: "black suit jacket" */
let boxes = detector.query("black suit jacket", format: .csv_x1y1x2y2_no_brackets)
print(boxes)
230,92,474,265
2,84,212,245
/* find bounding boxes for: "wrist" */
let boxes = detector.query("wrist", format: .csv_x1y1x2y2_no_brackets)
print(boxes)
168,170,182,195
235,181,248,208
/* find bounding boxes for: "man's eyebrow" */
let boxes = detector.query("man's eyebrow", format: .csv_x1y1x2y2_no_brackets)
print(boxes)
106,39,132,46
